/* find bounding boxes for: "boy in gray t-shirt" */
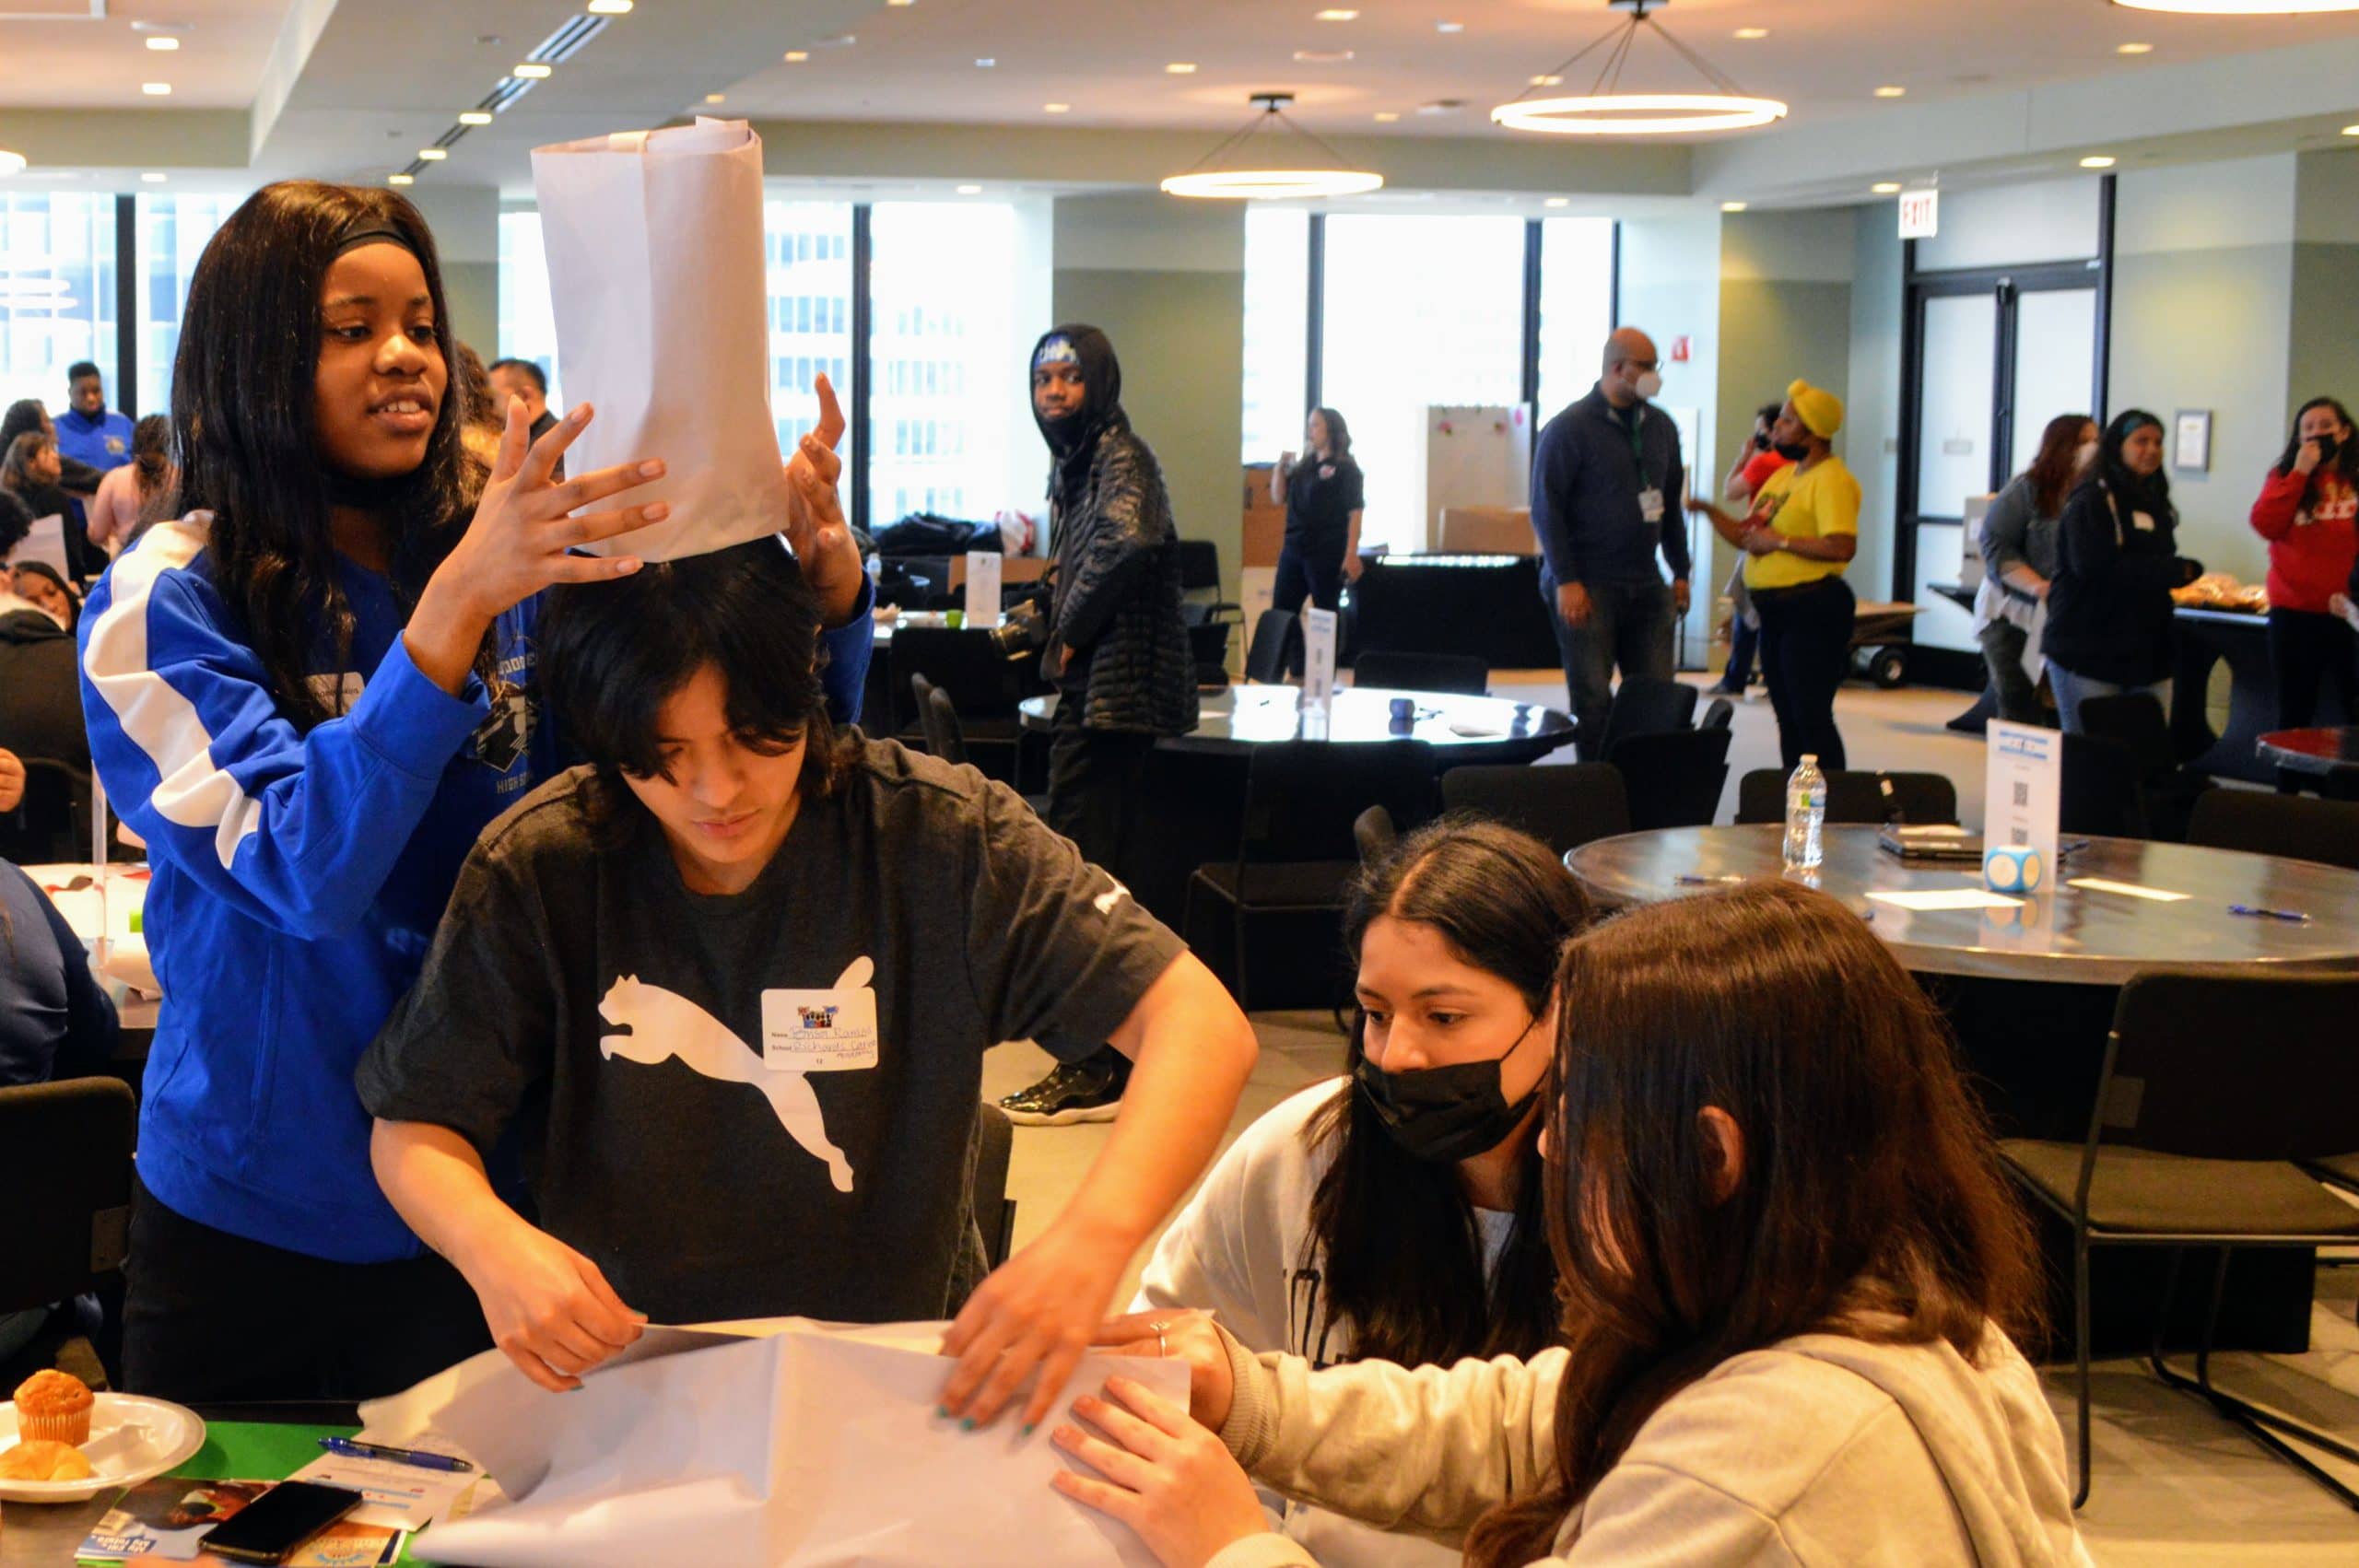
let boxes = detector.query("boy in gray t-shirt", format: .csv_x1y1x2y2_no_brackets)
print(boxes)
359,525,1257,1432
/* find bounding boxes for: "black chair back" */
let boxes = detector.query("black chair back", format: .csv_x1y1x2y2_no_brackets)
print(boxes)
1353,804,1398,864
924,685,970,769
889,626,1022,731
2099,973,2359,1164
2188,790,2359,873
1610,729,1731,831
2078,692,2179,778
0,1078,134,1315
0,758,93,867
969,1101,1017,1270
1238,741,1437,868
1734,768,1959,827
1598,675,1698,757
1352,651,1489,697
1244,610,1303,685
2060,732,2149,838
1178,539,1223,594
1698,697,1734,731
909,673,944,754
1441,763,1631,855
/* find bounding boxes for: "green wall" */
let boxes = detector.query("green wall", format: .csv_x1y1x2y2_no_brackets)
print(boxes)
1050,195,1246,597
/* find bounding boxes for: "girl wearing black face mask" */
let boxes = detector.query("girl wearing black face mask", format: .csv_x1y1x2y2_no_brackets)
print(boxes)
2251,396,2359,730
1133,819,1588,1568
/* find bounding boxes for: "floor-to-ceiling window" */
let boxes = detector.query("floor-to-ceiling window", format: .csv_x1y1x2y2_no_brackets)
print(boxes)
867,201,1021,528
1239,207,1310,465
1320,214,1527,553
497,209,564,409
1534,216,1616,419
132,193,236,419
0,193,117,416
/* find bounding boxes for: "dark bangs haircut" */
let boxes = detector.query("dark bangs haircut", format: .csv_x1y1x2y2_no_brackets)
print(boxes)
1307,817,1590,1370
2276,396,2359,508
537,535,847,836
2093,408,2170,515
174,180,481,730
1465,881,2038,1567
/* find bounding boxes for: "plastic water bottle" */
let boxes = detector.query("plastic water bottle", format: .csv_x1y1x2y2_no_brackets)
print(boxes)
1784,754,1825,872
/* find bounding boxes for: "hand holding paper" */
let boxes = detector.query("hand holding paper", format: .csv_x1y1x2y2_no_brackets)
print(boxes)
782,373,865,627
1052,1376,1271,1568
1090,1310,1234,1432
940,1211,1137,1431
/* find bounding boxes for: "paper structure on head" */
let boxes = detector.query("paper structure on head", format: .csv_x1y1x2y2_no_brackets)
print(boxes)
532,118,790,562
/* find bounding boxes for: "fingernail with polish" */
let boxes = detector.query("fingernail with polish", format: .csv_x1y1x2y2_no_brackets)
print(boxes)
935,1405,951,1420
960,1417,976,1433
1022,1423,1037,1437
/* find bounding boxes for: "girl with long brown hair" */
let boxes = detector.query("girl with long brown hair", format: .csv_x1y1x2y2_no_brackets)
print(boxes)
1975,414,2095,726
1055,882,2087,1568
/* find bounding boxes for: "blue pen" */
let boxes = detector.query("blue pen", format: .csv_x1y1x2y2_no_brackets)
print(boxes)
2228,903,2311,924
318,1435,476,1473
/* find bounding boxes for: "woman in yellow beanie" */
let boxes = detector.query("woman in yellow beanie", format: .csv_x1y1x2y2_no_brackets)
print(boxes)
1687,381,1861,769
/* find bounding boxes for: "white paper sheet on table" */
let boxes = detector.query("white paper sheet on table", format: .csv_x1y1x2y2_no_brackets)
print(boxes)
1867,888,2025,912
362,1319,1187,1568
2066,877,2189,903
532,118,790,563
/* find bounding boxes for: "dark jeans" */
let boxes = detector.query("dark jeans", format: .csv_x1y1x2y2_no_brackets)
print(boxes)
2266,607,2358,731
123,1178,491,1403
1273,537,1344,616
1721,616,1759,690
1543,577,1675,762
1755,577,1855,771
1978,617,2047,727
1042,697,1159,1082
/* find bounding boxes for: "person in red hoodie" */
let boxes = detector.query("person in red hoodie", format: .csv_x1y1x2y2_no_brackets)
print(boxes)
2251,397,2359,730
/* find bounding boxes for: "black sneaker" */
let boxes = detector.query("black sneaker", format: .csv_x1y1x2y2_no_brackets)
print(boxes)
999,1056,1127,1126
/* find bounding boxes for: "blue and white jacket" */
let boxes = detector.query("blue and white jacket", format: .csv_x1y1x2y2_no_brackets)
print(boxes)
78,514,873,1263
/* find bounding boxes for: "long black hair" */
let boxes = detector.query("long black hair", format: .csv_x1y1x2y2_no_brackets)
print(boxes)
2274,396,2359,511
1305,817,1590,1368
2087,407,2171,521
173,180,483,730
537,534,848,845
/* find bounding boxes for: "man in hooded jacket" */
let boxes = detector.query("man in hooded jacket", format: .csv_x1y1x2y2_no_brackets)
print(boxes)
999,324,1199,1127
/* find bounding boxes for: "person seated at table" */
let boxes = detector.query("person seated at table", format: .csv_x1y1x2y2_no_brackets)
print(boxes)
359,526,1258,1428
2250,397,2359,731
1051,881,2083,1568
2045,410,2184,735
1133,818,1588,1567
13,561,81,633
0,521,90,810
0,846,122,1364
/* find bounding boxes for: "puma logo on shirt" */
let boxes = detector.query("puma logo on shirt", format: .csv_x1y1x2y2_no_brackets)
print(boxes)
1094,877,1131,916
597,974,856,1192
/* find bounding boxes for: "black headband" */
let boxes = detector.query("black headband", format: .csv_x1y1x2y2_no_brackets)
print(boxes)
333,223,418,261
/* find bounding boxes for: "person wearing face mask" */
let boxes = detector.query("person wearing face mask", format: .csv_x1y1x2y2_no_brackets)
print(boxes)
1686,380,1861,770
2250,397,2359,731
2044,410,2184,734
1530,328,1692,762
1974,414,2096,727
1133,820,1588,1568
998,326,1199,1129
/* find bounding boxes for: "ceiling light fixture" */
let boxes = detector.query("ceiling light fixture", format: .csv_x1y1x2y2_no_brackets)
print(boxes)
705,93,726,102
389,173,415,185
145,36,180,51
418,147,449,160
141,171,168,182
1492,0,1788,137
142,82,171,95
459,110,494,124
1167,62,1198,74
1544,196,1570,206
1874,85,1907,98
976,57,996,67
1872,181,1902,193
1044,101,1071,112
956,184,982,194
1162,90,1385,199
1374,110,1401,121
1315,8,1360,18
2117,41,2154,53
1734,27,1768,39
785,50,810,62
2110,1,2359,13
1721,199,1748,210
1437,20,1465,33
2344,123,2359,135
2080,154,2118,168
588,0,633,13
0,149,29,176
1530,74,1564,86
513,63,553,78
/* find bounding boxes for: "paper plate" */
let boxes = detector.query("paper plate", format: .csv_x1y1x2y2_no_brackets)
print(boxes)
0,1392,206,1504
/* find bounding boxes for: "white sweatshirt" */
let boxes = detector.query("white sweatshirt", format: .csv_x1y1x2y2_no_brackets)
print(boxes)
1135,1081,1520,1568
1204,1321,2094,1568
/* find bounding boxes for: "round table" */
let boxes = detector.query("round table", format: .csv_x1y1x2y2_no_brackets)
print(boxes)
1566,825,2359,985
1018,685,1575,766
2258,725,2359,798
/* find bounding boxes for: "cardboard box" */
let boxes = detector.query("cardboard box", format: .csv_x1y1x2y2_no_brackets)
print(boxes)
1437,506,1536,557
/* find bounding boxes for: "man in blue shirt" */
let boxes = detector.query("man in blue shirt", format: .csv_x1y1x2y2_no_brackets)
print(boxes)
56,361,135,475
1530,327,1692,761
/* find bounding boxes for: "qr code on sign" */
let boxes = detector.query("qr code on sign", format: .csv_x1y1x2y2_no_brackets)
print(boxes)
2012,781,2029,808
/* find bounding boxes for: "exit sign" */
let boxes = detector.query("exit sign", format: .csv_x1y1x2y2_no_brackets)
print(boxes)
1897,188,1939,240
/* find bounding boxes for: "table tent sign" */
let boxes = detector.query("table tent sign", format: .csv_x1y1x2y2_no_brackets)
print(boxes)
360,1319,1187,1567
1983,719,2061,894
965,548,1003,629
533,118,792,563
1301,606,1339,708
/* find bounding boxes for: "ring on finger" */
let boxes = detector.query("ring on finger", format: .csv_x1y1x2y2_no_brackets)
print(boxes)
1149,1319,1170,1358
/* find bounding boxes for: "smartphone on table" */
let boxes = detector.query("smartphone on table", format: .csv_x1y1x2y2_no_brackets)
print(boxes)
199,1480,364,1563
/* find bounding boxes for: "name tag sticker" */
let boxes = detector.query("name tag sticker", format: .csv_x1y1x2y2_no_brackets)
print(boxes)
2131,510,2156,532
761,987,880,1071
1638,488,1665,524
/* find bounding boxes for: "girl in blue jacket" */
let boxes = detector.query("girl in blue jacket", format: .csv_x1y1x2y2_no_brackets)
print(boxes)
77,181,873,1400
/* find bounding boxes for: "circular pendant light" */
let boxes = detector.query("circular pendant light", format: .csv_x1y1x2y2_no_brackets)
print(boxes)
1492,0,1788,137
0,150,25,177
1162,93,1384,200
2112,1,2359,12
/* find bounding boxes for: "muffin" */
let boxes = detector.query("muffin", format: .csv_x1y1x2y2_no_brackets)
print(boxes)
13,1369,94,1446
0,1438,96,1481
